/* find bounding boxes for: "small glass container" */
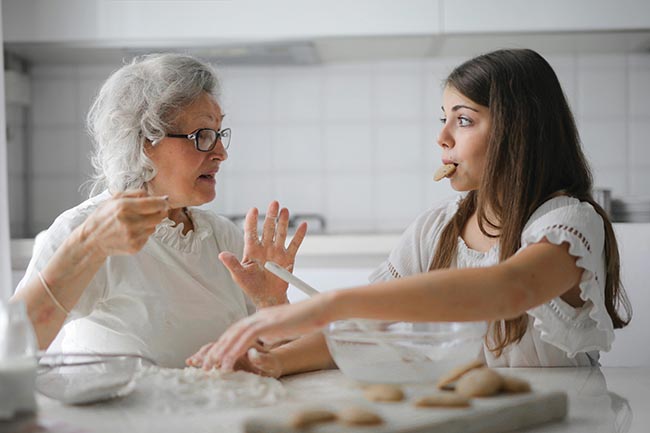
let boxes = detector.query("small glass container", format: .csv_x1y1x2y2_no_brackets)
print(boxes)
0,301,38,419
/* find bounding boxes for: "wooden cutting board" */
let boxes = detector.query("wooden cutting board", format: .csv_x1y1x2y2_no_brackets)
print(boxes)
244,390,568,433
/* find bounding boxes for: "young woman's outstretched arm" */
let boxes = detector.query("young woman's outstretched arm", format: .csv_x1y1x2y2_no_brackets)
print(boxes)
191,239,583,371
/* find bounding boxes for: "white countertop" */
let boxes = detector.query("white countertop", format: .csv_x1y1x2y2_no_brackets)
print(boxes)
3,367,648,433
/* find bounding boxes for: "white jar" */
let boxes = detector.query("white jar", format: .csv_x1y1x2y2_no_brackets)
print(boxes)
0,300,38,419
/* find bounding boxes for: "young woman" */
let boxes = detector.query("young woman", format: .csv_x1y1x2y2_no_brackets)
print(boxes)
189,48,631,373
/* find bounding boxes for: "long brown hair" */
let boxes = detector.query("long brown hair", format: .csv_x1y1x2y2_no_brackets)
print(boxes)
430,49,631,356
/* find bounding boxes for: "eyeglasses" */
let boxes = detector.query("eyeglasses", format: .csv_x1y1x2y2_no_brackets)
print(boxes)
166,128,231,152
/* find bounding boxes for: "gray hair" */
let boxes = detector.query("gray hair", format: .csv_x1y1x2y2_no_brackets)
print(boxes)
86,53,222,195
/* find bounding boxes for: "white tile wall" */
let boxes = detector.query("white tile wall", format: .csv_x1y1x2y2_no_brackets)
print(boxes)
272,67,322,122
31,128,79,175
577,55,627,119
8,51,650,236
31,77,78,127
324,124,373,173
272,125,323,172
580,120,627,168
6,105,27,237
374,122,423,171
274,174,325,214
6,122,25,176
31,176,81,230
325,175,374,232
324,68,373,121
8,174,26,236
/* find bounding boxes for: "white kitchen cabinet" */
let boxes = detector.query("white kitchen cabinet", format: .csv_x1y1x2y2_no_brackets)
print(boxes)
443,0,650,34
599,223,650,367
2,0,441,45
4,0,649,47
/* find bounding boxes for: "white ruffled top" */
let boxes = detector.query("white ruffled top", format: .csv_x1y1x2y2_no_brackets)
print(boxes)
369,194,613,367
16,191,254,368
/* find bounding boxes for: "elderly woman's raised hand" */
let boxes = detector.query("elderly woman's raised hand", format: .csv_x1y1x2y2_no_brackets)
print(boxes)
80,190,170,258
219,201,307,308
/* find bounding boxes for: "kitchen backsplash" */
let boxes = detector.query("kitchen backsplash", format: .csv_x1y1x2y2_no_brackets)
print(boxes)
6,53,650,237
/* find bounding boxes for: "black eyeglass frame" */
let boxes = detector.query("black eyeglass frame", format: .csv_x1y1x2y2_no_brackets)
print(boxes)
166,127,231,152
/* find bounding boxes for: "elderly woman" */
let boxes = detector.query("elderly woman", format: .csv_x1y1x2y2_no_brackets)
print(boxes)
11,53,306,368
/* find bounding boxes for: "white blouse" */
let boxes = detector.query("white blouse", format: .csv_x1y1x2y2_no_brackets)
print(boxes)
369,195,614,367
16,191,254,368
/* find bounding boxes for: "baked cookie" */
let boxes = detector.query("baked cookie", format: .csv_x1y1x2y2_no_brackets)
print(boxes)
337,407,383,426
290,409,337,428
363,384,405,402
436,359,485,390
455,368,503,398
414,393,471,408
501,375,532,394
433,163,457,181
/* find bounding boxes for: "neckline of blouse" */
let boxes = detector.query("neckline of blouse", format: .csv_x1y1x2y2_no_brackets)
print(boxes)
457,236,499,260
152,208,213,254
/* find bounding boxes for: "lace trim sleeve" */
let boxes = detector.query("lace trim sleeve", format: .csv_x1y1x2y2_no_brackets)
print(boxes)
522,201,614,357
368,260,399,283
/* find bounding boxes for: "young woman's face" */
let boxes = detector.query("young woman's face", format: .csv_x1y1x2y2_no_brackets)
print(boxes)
145,92,227,209
437,86,490,191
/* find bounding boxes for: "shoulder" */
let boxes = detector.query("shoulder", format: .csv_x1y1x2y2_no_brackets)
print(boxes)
526,196,602,229
525,196,603,232
371,195,463,281
522,196,605,253
36,191,110,252
410,194,462,236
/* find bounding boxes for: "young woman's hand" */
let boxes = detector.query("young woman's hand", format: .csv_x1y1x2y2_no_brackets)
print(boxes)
80,190,169,258
186,294,334,372
219,201,307,308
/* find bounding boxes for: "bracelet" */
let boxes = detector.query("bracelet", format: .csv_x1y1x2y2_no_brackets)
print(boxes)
38,271,70,315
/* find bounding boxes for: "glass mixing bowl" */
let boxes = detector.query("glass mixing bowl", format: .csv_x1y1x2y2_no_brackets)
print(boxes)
324,320,486,384
35,353,156,405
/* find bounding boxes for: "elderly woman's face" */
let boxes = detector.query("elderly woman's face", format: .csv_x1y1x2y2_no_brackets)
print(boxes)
146,92,227,209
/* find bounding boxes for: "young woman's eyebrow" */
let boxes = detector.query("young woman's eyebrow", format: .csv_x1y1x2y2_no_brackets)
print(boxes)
440,105,480,113
452,104,479,113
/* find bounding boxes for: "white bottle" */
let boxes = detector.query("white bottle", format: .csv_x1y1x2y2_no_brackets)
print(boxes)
0,300,38,419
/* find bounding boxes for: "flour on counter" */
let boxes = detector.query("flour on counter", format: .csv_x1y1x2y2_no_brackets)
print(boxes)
128,366,286,412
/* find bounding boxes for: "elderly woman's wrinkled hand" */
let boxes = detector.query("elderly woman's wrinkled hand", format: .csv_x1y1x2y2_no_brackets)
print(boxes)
219,200,307,308
186,340,283,378
80,190,169,258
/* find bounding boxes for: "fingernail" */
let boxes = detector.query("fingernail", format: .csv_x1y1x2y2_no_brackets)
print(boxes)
248,348,260,361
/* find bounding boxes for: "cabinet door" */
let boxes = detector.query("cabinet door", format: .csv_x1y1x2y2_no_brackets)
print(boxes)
3,0,441,44
600,224,650,367
443,0,650,34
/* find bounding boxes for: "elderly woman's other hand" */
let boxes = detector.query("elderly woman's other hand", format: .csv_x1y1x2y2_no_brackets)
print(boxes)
187,293,333,372
80,190,169,258
219,201,307,308
187,340,283,378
